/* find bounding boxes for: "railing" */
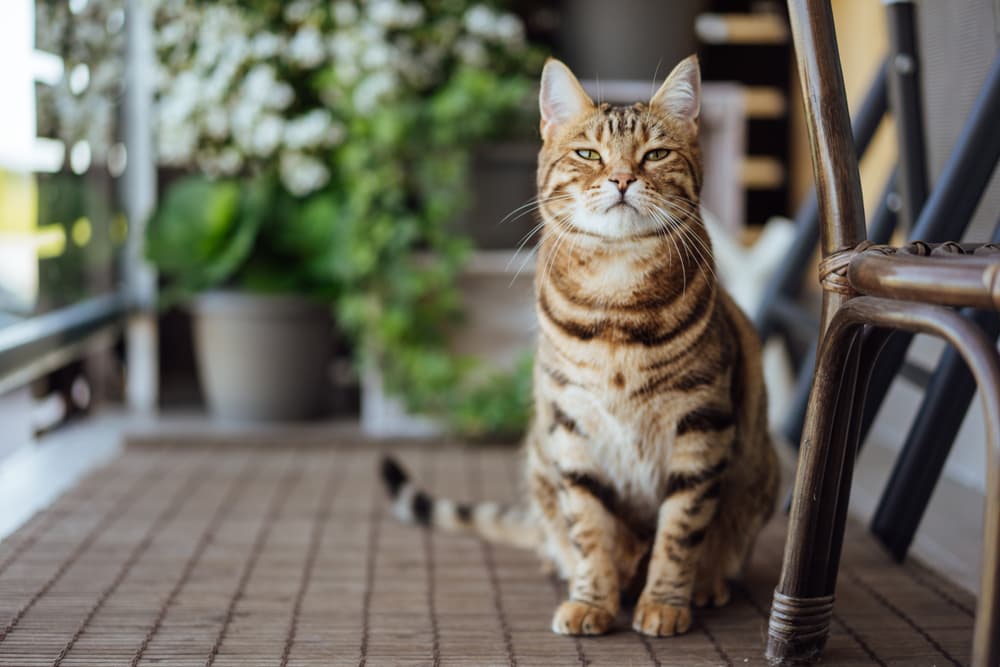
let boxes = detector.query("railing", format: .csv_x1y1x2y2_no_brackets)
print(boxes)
0,293,130,395
0,0,156,408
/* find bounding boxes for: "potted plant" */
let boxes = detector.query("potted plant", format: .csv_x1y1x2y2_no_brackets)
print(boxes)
38,0,542,433
145,175,338,420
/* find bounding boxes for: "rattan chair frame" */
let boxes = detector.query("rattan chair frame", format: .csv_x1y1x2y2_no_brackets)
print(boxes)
764,2,1000,665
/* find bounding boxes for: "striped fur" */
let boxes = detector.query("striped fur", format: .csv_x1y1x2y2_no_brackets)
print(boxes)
381,457,540,548
381,55,778,639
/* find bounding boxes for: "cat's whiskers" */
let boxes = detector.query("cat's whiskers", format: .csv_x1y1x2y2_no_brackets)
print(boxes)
503,194,578,283
541,212,580,289
510,208,575,287
510,244,540,288
500,193,576,227
648,208,688,296
645,210,675,273
652,192,701,216
649,204,720,288
677,222,718,286
505,220,547,273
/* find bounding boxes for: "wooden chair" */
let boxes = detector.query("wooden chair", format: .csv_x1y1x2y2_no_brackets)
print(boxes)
765,2,1000,665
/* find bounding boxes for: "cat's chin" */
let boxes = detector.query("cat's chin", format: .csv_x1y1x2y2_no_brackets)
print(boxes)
568,209,662,241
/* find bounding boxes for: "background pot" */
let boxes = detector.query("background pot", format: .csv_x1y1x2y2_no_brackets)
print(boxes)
558,0,708,81
192,291,331,421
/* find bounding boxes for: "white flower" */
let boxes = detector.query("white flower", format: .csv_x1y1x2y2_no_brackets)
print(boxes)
39,0,530,174
368,0,425,29
196,7,245,68
251,33,282,59
332,1,359,26
158,122,198,165
334,62,360,87
352,70,397,113
329,34,360,63
289,26,326,68
217,148,243,175
242,65,294,109
280,152,331,196
358,21,385,44
284,110,335,150
197,147,243,177
159,21,187,48
203,107,229,140
360,42,393,69
203,47,244,104
230,100,259,139
271,82,295,110
398,3,425,28
242,64,277,102
368,0,399,27
283,113,323,150
454,36,486,67
196,148,243,178
463,4,496,37
252,115,285,156
495,14,525,47
283,0,316,24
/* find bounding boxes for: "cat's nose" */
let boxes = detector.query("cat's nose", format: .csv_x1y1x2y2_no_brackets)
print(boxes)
608,172,637,193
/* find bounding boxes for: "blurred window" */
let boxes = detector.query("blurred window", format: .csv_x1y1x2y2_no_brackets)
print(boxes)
0,0,126,329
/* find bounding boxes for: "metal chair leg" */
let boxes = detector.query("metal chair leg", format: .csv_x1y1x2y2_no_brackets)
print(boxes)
821,326,893,592
766,316,866,662
767,297,1000,666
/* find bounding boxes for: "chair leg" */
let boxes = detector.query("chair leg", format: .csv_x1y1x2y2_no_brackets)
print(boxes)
766,319,866,663
822,327,893,593
979,471,1000,667
772,296,1000,666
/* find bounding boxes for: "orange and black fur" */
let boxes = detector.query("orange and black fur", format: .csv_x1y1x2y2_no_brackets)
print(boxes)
381,55,779,637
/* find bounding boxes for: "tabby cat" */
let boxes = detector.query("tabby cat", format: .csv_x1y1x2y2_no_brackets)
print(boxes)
381,55,779,637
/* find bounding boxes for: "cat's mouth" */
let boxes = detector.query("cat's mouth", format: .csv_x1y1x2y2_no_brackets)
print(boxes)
607,200,636,212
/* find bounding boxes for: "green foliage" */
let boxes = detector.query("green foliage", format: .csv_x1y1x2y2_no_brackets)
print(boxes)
146,176,252,300
447,353,534,441
146,173,339,304
144,1,542,439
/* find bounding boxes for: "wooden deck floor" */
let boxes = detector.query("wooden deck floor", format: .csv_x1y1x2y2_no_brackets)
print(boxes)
0,440,977,666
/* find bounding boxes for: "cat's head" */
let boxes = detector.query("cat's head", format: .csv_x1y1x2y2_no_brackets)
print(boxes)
537,56,702,241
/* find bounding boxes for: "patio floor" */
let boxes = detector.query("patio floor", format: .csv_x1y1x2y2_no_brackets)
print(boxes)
0,438,977,666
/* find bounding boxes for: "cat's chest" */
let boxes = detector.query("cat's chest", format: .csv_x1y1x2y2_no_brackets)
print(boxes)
558,379,682,511
562,255,652,304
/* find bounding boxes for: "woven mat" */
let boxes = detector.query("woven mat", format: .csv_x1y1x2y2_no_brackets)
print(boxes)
0,441,976,666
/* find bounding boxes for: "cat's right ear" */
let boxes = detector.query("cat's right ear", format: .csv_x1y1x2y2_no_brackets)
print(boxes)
539,58,593,141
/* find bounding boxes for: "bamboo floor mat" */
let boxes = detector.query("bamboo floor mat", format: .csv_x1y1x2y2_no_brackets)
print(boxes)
0,441,977,666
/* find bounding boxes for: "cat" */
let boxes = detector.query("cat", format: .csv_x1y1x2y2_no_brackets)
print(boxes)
381,54,779,638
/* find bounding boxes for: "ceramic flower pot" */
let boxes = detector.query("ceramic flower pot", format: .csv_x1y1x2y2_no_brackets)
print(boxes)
191,291,331,421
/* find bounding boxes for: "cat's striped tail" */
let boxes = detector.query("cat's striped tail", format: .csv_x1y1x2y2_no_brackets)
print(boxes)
380,456,541,549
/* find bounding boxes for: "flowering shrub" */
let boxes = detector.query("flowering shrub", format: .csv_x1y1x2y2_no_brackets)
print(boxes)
37,0,541,437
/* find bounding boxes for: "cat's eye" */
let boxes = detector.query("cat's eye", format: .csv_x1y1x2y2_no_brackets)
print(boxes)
644,148,671,162
574,149,601,161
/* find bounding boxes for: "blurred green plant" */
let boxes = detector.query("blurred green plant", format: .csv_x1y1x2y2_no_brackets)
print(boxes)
131,0,542,438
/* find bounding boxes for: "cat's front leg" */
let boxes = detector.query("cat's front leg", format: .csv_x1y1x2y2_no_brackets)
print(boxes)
550,469,621,635
633,407,733,637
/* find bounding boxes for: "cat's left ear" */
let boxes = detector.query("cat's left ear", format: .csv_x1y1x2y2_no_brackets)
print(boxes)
650,55,701,129
539,58,594,141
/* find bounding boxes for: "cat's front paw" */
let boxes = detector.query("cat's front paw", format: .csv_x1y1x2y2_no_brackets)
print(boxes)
551,600,613,636
632,598,692,637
